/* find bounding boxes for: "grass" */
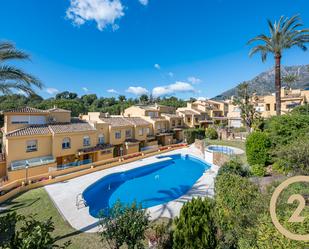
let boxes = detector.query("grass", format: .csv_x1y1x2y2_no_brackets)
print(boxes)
1,187,171,248
1,188,103,248
206,139,247,164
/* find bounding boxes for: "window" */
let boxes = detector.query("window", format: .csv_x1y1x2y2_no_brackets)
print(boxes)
177,119,182,126
26,140,37,152
11,115,46,124
157,123,161,130
62,137,71,149
145,127,150,134
195,117,199,123
187,117,191,123
98,134,105,144
115,131,121,139
172,120,176,127
83,136,91,147
125,129,132,138
274,104,277,111
138,128,143,136
266,104,270,111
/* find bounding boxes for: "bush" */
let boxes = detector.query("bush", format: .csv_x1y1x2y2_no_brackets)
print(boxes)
265,113,309,147
246,131,271,166
275,136,309,175
184,128,205,144
173,197,217,249
250,164,266,177
99,201,150,249
217,158,249,177
205,127,218,140
272,159,291,175
215,173,262,248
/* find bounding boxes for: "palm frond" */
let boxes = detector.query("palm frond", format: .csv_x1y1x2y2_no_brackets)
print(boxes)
0,65,42,89
0,42,14,51
0,82,35,95
0,49,29,61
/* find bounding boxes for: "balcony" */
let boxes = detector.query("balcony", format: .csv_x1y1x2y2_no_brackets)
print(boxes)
10,155,55,171
77,143,113,154
57,159,92,170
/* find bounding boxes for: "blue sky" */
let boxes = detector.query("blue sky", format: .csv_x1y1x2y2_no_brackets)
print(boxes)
1,0,309,99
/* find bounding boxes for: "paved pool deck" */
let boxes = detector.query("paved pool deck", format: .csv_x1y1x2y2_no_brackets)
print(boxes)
45,146,219,233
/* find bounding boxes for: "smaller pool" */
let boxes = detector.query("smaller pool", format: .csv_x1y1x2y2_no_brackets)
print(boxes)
207,145,244,155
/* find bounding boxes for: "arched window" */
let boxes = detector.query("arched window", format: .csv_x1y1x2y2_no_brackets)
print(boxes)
83,136,91,147
62,137,71,149
98,134,105,144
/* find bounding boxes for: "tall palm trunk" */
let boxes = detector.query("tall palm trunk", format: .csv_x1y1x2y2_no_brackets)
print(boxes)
274,53,282,115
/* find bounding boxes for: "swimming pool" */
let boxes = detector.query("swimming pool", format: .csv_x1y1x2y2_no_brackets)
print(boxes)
83,154,210,217
207,145,234,154
206,145,244,155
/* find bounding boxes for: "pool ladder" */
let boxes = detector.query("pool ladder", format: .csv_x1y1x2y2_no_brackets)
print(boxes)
76,193,87,209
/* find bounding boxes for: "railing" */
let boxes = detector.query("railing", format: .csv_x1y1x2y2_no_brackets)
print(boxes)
57,159,92,170
0,143,188,203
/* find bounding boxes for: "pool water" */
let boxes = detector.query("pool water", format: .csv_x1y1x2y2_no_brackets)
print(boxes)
207,145,234,155
83,154,210,217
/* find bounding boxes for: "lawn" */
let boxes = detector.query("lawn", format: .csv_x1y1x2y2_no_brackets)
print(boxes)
1,188,108,249
1,187,171,248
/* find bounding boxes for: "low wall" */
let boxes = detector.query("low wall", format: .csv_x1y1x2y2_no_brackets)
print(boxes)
213,152,230,167
0,143,188,204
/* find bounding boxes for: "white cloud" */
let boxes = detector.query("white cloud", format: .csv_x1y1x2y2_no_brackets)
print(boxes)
66,0,125,31
139,0,149,5
187,76,202,84
82,87,89,92
107,89,119,94
45,88,59,95
168,72,174,77
126,86,149,95
154,63,161,70
152,81,195,97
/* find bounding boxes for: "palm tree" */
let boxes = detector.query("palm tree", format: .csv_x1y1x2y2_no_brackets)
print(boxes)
0,41,42,95
282,73,299,89
248,15,309,115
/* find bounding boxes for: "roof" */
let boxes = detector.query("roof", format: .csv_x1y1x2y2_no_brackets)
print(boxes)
6,120,96,137
135,105,159,111
125,117,151,126
49,121,96,134
179,110,199,115
4,107,49,114
162,113,182,118
100,117,133,128
6,125,51,137
48,107,71,113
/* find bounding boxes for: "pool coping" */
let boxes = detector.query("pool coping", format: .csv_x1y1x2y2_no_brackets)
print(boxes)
44,146,219,232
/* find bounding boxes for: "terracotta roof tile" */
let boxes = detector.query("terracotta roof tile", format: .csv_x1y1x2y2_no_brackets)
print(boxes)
4,107,48,113
125,117,151,126
100,117,133,128
6,125,51,137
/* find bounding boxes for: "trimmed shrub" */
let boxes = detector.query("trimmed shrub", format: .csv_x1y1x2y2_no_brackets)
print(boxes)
217,158,249,177
250,164,266,177
205,127,218,140
246,131,271,166
184,128,205,144
173,197,217,249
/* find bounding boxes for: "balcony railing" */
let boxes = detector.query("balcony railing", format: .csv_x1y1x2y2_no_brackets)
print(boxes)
57,159,92,170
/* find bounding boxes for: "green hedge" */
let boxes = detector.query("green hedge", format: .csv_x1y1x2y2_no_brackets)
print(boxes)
205,128,218,140
246,131,271,166
184,128,205,144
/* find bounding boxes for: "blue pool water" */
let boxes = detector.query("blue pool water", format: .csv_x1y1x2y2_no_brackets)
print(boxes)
83,154,210,217
207,145,234,155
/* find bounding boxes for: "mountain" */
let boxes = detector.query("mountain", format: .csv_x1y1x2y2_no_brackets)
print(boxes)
213,64,309,100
